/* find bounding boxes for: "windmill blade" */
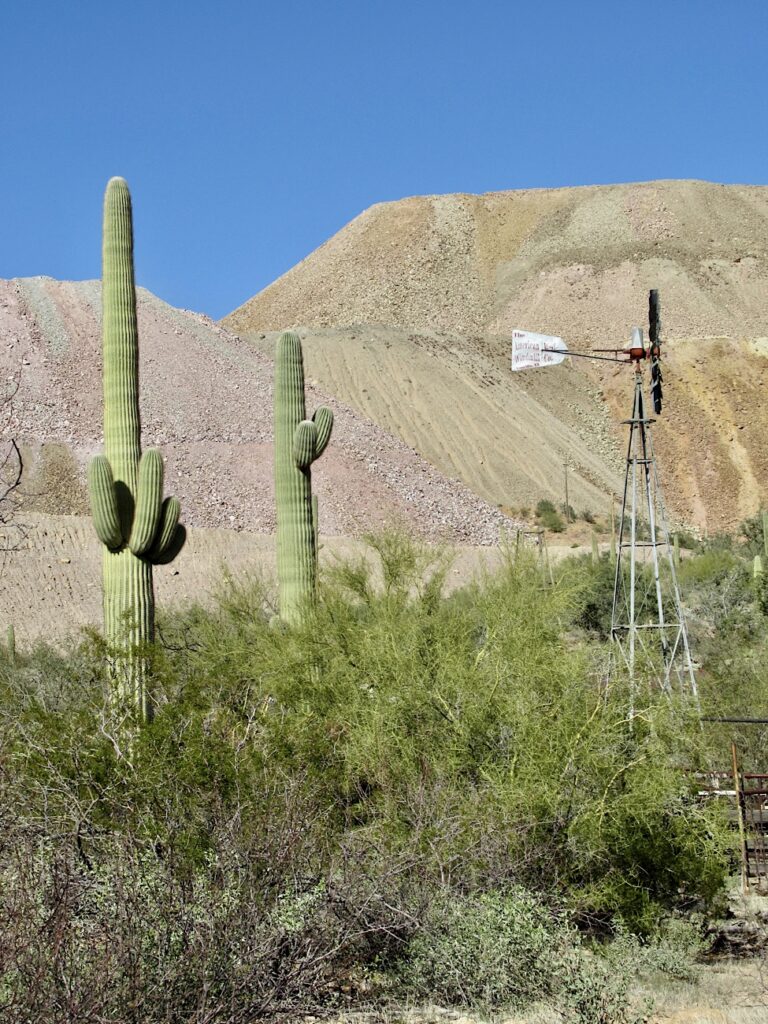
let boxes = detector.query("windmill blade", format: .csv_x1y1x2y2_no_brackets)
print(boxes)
649,289,663,414
649,289,661,346
651,360,663,414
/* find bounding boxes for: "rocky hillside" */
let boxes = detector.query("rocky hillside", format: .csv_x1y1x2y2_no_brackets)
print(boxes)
0,277,513,544
225,180,768,531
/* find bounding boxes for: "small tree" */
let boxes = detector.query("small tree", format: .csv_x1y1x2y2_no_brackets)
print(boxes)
0,365,25,562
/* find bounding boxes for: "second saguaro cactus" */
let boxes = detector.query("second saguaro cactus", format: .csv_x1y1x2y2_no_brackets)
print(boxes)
88,177,184,717
274,332,333,624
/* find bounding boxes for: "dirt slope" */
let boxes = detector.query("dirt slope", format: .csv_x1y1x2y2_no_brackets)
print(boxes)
0,276,512,544
0,515,515,645
245,325,622,517
225,180,768,530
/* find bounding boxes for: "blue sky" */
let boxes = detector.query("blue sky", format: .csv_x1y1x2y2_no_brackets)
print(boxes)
1,1,766,319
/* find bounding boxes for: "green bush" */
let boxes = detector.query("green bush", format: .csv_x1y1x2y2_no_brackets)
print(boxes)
540,508,566,532
397,888,566,1008
397,888,649,1021
0,533,733,1020
602,917,708,983
536,498,557,515
676,529,698,551
557,951,649,1024
738,509,767,556
572,554,616,638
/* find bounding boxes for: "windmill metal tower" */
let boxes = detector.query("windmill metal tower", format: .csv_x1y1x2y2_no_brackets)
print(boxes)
510,290,699,710
607,294,698,708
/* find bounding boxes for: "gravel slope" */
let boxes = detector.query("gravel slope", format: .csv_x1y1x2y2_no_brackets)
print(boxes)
0,276,515,544
225,180,768,530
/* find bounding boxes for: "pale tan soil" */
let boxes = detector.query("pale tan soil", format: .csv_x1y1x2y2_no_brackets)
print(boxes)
247,326,623,520
321,960,767,1023
0,277,514,545
0,514,514,645
225,180,768,532
0,513,608,645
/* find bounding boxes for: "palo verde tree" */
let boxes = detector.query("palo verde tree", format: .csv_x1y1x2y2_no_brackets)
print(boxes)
88,177,185,718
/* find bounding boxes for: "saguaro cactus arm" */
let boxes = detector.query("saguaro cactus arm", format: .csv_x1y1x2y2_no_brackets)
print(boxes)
294,421,318,468
312,406,333,458
128,449,165,555
88,455,123,550
149,496,183,560
89,445,184,563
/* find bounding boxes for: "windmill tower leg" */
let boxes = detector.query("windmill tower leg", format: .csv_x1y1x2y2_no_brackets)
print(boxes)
638,381,671,690
611,374,643,709
609,368,698,709
646,416,699,700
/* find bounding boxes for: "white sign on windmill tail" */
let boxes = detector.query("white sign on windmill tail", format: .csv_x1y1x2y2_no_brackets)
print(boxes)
511,330,568,371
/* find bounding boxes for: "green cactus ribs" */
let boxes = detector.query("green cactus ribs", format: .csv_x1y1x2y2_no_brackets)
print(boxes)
274,331,333,624
87,177,185,719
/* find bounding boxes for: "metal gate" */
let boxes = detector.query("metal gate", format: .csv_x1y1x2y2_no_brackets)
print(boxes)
735,767,768,892
694,748,768,894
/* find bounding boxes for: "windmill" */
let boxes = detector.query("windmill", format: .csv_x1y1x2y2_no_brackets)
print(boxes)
511,291,698,709
604,293,697,708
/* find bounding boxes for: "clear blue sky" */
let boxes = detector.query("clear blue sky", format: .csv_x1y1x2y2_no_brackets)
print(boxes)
2,1,766,319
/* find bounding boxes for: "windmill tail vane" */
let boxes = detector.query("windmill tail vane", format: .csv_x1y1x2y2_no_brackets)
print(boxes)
649,288,664,415
515,287,667,391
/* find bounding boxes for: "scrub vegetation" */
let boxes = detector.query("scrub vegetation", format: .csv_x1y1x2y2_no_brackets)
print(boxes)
3,527,762,1023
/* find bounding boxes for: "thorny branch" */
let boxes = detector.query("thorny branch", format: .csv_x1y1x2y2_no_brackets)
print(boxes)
0,363,26,565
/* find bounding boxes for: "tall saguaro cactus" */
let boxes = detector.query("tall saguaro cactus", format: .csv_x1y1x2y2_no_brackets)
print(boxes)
88,178,184,717
274,332,333,624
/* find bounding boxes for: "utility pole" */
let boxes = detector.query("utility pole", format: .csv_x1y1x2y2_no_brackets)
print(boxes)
564,455,571,523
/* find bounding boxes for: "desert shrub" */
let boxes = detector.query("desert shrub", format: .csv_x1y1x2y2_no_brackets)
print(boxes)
601,916,708,983
571,554,616,638
660,546,768,767
556,951,649,1024
0,821,420,1023
397,888,648,1022
533,498,567,532
397,887,566,1008
540,508,565,532
0,533,732,1020
678,548,759,656
738,509,768,556
581,509,596,524
676,529,698,550
699,531,735,553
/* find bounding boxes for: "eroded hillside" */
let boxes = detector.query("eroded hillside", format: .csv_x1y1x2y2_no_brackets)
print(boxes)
0,276,512,544
225,180,768,530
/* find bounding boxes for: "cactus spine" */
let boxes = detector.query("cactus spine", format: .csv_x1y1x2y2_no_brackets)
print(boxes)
274,332,333,624
88,178,184,717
